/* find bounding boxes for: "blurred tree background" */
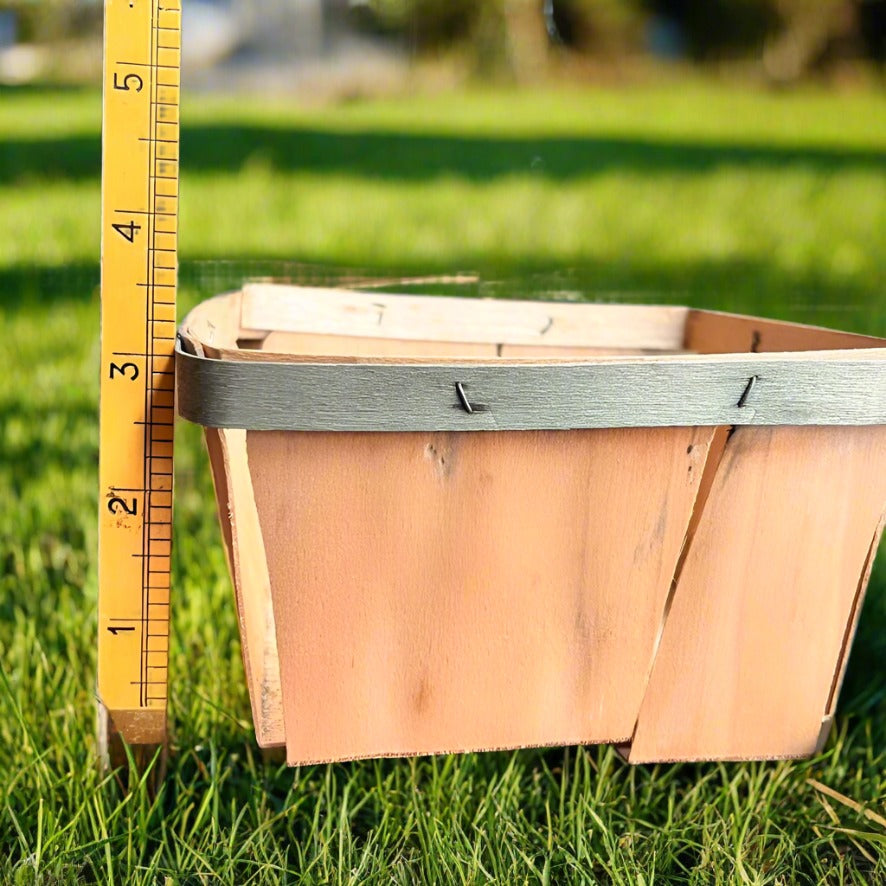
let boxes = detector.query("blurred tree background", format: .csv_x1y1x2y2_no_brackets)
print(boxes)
0,0,884,86
365,0,885,79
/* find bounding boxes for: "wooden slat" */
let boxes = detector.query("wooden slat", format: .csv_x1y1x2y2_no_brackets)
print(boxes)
240,284,690,350
824,510,886,717
246,426,716,765
256,332,675,360
176,348,886,431
182,290,886,360
813,509,886,753
258,331,499,359
626,425,886,762
204,428,284,747
686,310,884,353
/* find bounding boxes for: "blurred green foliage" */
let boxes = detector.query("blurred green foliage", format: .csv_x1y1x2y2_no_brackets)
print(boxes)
0,0,882,80
0,0,100,43
548,0,648,53
365,0,879,74
649,0,780,58
364,0,484,45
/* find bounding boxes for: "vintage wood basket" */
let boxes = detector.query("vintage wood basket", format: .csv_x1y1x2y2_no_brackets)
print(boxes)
176,284,886,765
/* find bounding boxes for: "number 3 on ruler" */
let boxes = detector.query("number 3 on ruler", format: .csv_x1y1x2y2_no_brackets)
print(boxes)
109,362,139,380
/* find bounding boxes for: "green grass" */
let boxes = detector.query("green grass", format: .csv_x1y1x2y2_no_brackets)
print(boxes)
1,81,885,883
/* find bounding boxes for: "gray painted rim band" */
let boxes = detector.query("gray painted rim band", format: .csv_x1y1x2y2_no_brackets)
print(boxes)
175,340,886,432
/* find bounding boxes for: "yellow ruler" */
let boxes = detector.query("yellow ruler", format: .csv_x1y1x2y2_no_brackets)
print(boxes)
97,0,181,747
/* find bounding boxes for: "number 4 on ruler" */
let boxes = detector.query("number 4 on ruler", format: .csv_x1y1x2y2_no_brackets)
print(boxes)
112,220,142,243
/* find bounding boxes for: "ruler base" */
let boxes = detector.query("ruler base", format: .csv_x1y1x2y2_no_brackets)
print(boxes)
96,701,167,781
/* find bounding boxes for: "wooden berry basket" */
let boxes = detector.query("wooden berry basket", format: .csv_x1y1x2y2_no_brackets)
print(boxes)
177,284,886,765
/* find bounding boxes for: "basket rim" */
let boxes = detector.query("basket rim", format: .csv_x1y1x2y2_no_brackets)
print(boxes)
175,285,886,432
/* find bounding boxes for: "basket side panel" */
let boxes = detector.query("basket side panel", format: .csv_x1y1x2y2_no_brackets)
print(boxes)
247,426,714,765
205,428,285,747
627,425,886,763
822,511,886,715
686,310,885,353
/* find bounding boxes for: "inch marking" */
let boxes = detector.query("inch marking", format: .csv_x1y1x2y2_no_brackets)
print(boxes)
117,61,179,70
117,209,176,217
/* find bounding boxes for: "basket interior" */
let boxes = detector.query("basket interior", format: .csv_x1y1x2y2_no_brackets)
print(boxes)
182,284,884,364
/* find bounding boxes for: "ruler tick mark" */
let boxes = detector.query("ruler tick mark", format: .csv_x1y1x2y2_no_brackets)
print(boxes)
120,61,179,69
118,209,176,217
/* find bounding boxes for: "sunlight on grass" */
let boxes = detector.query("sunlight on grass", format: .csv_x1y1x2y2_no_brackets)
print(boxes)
1,83,884,882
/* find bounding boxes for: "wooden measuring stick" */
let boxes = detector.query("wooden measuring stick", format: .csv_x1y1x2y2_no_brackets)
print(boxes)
97,0,181,755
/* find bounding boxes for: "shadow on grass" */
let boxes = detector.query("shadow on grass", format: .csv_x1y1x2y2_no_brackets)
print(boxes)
0,399,97,492
1,125,884,185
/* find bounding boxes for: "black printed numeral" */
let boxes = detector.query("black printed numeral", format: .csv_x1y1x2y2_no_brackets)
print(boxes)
108,497,138,516
109,362,139,381
107,626,135,635
112,220,141,243
114,71,143,92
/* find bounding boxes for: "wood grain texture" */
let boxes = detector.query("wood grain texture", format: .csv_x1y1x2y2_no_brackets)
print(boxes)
247,426,715,765
256,333,672,360
685,309,885,353
259,331,500,359
824,509,886,717
240,284,690,350
627,425,886,763
183,285,886,764
181,290,886,363
176,348,886,432
204,428,284,747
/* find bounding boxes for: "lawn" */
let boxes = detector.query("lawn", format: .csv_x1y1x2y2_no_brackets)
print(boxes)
1,80,885,883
